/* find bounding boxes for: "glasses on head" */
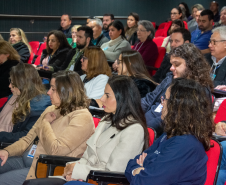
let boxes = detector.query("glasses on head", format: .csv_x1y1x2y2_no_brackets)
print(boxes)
116,59,122,65
209,40,226,46
160,95,169,105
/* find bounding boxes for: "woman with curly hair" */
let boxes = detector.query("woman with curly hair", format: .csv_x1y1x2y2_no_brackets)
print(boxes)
0,71,95,185
142,43,214,136
125,78,213,185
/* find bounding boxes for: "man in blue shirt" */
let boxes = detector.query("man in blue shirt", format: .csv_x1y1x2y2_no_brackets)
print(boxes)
191,9,214,54
102,14,114,40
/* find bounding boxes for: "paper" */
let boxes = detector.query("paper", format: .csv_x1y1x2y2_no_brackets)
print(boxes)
154,104,163,113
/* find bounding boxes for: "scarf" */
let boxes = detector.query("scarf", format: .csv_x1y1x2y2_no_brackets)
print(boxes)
125,26,138,41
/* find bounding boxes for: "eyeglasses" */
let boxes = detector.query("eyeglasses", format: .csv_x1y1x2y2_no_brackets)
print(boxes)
160,95,169,105
137,29,147,32
209,40,226,45
116,59,123,65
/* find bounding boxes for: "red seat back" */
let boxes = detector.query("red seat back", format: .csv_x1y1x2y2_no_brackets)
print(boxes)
0,97,8,108
151,47,166,76
27,52,34,64
131,45,134,49
29,41,40,55
148,127,156,146
93,117,101,128
36,42,46,56
204,139,222,185
34,55,41,66
153,37,166,47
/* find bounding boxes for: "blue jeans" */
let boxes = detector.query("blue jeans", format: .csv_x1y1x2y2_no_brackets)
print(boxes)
217,141,226,185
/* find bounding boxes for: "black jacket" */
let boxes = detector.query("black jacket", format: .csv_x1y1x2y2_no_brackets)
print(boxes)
0,60,19,99
128,32,139,45
12,42,30,63
131,77,156,98
94,34,109,47
153,55,171,83
58,25,73,38
0,94,51,143
205,53,226,87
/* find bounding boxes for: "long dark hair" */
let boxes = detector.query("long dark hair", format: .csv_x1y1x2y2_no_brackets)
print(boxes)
108,20,126,39
125,12,140,32
163,78,213,151
46,30,72,54
179,2,191,18
103,75,149,150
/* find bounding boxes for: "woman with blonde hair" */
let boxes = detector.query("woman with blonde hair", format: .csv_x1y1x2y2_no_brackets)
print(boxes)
9,28,31,63
67,25,81,48
0,41,20,98
0,70,94,185
0,63,51,143
80,46,112,103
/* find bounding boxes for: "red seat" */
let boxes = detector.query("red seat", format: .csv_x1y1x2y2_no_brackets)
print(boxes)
151,47,166,76
148,127,156,146
36,42,46,56
151,22,156,28
27,52,34,64
153,37,166,47
34,55,41,66
93,117,101,128
0,97,8,108
29,41,40,55
131,45,134,49
204,139,222,185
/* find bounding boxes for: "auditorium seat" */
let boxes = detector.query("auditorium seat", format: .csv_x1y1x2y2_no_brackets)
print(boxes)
29,41,40,55
153,37,165,47
27,52,34,64
34,55,41,66
0,97,8,108
36,42,46,56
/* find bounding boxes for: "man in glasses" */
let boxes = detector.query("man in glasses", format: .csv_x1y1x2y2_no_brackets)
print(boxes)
191,9,214,54
205,26,226,87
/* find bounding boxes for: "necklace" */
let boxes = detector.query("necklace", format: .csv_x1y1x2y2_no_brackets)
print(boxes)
134,41,145,51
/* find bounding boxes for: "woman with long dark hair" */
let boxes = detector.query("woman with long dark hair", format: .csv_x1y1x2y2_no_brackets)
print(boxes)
125,78,213,185
116,50,157,97
125,12,139,45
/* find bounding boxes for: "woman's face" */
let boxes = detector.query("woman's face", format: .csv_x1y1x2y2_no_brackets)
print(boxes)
192,8,198,18
221,10,226,25
81,56,88,71
170,23,181,32
48,34,60,51
9,78,20,96
161,87,170,120
109,25,122,40
71,28,77,40
127,16,136,28
47,78,61,107
116,54,128,75
171,8,182,21
9,30,21,44
100,84,117,114
137,24,151,42
0,54,9,64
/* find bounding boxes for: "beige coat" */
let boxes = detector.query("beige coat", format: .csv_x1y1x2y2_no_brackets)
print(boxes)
69,118,145,180
4,105,95,180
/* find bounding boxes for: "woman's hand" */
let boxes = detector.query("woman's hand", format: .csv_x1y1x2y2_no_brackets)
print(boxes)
132,167,145,176
43,112,57,123
0,150,9,166
215,122,226,136
112,61,117,71
136,152,147,166
215,85,226,91
63,163,76,178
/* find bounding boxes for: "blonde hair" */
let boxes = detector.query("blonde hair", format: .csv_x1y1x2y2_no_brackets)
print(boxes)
9,28,32,53
71,25,82,32
0,41,20,61
0,34,4,41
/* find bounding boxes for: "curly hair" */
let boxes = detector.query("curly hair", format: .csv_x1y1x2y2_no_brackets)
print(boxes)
169,43,214,91
52,71,89,116
163,78,214,151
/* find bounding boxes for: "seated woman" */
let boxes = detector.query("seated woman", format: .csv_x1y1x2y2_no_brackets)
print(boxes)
0,41,19,98
155,7,188,37
0,71,94,185
132,20,158,67
0,63,51,143
35,30,72,74
187,4,204,30
80,46,112,101
125,12,139,45
116,50,157,98
101,20,131,61
161,19,185,53
9,28,31,63
179,2,191,20
23,75,149,185
67,25,81,48
125,78,213,185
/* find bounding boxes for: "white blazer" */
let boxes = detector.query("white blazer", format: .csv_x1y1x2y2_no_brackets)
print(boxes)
69,117,145,180
80,74,109,99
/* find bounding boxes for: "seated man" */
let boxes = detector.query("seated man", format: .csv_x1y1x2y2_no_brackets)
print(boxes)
102,13,114,40
58,14,72,38
87,18,109,46
56,26,94,75
191,9,213,54
204,26,226,87
142,43,213,136
153,28,191,83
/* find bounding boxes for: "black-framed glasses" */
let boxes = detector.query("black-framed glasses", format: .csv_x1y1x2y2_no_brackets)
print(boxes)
209,40,226,45
160,95,169,105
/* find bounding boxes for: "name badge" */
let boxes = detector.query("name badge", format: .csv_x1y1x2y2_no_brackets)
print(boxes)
27,145,37,158
102,47,108,51
69,64,75,71
154,104,163,113
211,74,216,80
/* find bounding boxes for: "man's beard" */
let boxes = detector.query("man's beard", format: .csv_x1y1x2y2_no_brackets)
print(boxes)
103,24,109,31
77,41,87,49
198,25,206,32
